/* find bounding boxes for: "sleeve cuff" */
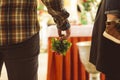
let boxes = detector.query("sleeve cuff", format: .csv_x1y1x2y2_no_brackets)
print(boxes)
105,10,120,14
57,20,70,30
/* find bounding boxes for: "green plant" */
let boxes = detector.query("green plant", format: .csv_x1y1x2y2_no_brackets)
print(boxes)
51,38,72,56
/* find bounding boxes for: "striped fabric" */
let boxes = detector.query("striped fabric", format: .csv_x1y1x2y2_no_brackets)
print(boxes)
41,0,70,30
0,0,40,46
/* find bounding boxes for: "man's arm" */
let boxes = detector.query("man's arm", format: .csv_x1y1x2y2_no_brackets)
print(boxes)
41,0,70,39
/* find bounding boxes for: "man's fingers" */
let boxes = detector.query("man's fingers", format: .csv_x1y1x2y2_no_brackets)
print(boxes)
57,29,71,40
58,29,62,37
66,29,70,38
61,29,70,40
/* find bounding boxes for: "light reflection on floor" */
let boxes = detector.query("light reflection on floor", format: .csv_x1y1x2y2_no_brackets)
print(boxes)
1,53,48,80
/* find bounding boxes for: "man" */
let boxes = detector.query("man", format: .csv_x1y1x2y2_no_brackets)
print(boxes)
0,0,70,80
90,0,120,79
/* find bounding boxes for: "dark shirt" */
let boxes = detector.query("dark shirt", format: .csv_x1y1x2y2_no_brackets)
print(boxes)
105,0,120,15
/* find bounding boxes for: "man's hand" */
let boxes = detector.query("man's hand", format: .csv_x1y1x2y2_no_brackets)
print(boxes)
58,29,70,40
107,14,118,21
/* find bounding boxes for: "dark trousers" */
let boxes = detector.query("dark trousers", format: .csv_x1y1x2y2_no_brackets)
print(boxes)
106,74,120,80
0,33,40,80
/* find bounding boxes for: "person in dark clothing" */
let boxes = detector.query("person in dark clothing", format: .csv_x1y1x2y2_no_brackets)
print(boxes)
90,0,120,79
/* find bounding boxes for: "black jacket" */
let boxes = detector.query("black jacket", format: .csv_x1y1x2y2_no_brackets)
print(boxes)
90,0,120,75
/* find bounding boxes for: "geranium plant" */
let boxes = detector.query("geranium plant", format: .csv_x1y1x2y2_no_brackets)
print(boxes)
51,38,72,56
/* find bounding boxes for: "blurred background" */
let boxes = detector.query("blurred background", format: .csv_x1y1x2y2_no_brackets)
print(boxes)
39,0,101,53
1,0,101,80
38,0,101,80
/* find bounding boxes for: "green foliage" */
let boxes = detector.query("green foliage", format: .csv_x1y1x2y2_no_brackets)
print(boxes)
51,38,72,56
82,1,91,11
82,0,96,12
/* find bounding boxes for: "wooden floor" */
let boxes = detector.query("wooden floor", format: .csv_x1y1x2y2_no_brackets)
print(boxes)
1,53,48,80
